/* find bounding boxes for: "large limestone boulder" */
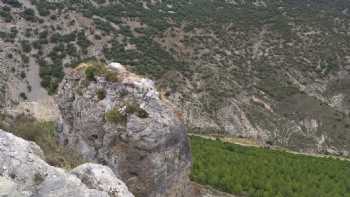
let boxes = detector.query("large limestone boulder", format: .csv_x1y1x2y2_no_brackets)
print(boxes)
0,129,134,197
0,177,23,197
56,63,192,197
71,164,134,197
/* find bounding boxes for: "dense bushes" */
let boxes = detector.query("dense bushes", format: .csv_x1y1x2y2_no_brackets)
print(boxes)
38,58,64,95
2,0,22,8
21,8,36,22
0,6,13,22
191,136,350,197
93,18,114,33
31,0,65,16
50,32,77,43
77,31,92,54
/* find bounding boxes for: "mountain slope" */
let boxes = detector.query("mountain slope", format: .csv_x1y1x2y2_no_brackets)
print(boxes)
2,0,350,155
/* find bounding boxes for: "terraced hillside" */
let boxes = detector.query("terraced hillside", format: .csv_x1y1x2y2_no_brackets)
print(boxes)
2,0,350,155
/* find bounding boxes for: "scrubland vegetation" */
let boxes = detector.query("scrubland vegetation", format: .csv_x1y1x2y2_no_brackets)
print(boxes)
0,114,84,169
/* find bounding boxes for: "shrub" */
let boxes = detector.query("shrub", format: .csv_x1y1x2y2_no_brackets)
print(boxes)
39,30,48,39
19,92,27,100
94,18,114,33
21,54,29,63
0,7,13,22
96,89,106,100
85,66,97,81
2,0,22,8
21,8,36,22
136,108,149,118
126,102,149,119
105,108,126,124
77,31,91,53
0,115,84,169
105,70,119,82
20,40,32,53
33,173,44,185
20,71,26,79
36,4,50,16
38,58,64,95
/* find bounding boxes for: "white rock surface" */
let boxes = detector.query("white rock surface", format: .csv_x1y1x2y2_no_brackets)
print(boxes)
0,129,134,197
108,62,126,72
71,164,134,197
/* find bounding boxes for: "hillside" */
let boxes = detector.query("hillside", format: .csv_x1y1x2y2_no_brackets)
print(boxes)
2,0,350,156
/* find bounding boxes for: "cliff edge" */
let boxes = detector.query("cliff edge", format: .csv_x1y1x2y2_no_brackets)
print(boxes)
56,62,192,197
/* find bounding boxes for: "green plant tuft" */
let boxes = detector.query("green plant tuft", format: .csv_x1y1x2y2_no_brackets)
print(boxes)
85,66,97,81
105,70,119,82
126,102,149,119
96,89,106,100
105,108,126,124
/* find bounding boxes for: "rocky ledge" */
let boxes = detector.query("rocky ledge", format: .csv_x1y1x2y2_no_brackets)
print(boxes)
0,129,134,197
56,62,192,197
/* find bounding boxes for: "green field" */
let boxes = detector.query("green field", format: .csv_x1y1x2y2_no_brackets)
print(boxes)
190,136,350,197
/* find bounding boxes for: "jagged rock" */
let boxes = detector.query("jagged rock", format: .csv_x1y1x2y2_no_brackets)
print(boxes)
0,129,134,197
71,164,134,197
56,63,192,197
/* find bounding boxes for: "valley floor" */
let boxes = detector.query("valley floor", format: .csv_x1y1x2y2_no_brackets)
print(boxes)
190,135,350,197
188,133,350,162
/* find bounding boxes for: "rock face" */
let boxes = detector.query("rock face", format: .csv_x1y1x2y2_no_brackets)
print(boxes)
0,129,134,197
56,63,192,197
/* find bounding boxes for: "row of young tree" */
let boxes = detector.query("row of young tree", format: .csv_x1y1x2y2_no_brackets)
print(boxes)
191,136,350,197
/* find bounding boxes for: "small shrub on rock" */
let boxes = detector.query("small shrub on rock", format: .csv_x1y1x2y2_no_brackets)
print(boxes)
85,66,97,81
96,89,106,100
105,70,119,82
126,102,149,119
33,173,44,185
137,108,149,119
105,108,126,124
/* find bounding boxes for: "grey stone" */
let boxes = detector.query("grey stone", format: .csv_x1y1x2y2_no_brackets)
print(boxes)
0,177,24,197
0,129,134,197
71,164,134,197
56,66,192,197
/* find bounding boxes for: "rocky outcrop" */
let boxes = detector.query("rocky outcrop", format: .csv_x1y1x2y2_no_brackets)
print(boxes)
0,129,134,197
56,63,192,197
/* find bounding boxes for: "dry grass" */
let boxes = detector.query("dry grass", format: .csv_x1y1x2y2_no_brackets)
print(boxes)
1,114,84,169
